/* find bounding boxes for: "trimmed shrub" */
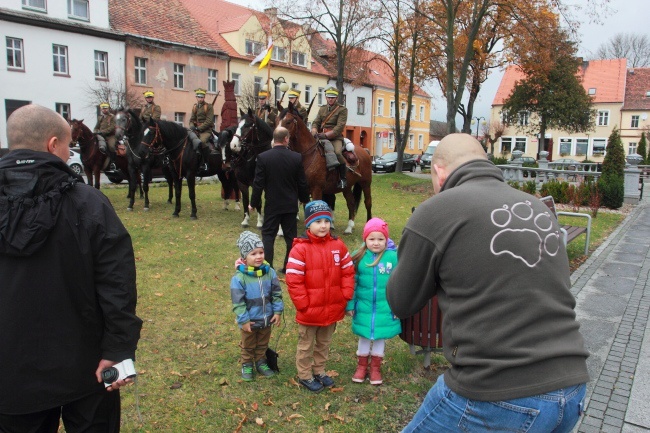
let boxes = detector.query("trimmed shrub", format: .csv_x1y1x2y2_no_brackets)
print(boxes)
492,156,509,165
598,127,625,209
598,173,624,209
638,132,647,164
539,179,570,203
522,180,537,195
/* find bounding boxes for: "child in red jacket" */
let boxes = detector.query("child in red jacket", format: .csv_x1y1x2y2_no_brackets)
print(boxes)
286,200,355,393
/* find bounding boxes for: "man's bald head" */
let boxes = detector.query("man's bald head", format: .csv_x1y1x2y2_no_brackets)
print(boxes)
7,104,70,152
432,133,488,173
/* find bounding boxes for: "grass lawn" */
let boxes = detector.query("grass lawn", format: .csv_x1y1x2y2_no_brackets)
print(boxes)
96,172,625,432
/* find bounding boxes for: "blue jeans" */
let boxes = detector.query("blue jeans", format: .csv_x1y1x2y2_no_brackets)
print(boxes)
402,375,586,433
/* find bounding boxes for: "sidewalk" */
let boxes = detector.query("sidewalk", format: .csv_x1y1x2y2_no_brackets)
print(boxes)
572,187,650,432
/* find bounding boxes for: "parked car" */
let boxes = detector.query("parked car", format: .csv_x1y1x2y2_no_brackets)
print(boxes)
419,141,439,170
509,156,537,165
552,158,579,170
68,148,83,176
372,152,418,173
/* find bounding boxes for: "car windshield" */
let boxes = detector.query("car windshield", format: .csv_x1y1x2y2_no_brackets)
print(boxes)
377,153,398,161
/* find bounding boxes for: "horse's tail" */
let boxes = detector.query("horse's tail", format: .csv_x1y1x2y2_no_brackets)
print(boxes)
353,181,362,214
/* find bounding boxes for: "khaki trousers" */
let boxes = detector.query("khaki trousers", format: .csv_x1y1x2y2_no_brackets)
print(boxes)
296,323,336,380
240,326,273,364
331,138,346,165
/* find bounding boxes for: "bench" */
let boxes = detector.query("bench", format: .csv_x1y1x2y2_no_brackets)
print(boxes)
540,196,592,255
399,296,443,368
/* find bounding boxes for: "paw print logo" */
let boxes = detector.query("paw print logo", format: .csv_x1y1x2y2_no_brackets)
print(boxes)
378,263,386,274
490,201,561,267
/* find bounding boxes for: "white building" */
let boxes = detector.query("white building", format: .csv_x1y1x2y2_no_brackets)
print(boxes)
1,0,125,148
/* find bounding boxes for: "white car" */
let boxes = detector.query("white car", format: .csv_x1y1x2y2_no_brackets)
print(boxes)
68,148,83,176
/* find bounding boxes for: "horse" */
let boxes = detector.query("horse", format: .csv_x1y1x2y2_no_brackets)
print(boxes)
228,109,274,228
278,104,372,234
215,125,242,211
115,109,173,211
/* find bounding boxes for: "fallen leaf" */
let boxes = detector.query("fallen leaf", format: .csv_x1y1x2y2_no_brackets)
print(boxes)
333,414,345,422
291,402,300,410
263,398,274,406
251,402,259,411
326,370,339,378
318,427,325,433
197,398,206,404
325,403,331,411
289,377,300,387
255,418,264,426
287,414,304,421
154,293,163,297
218,378,228,386
330,387,344,393
169,382,182,389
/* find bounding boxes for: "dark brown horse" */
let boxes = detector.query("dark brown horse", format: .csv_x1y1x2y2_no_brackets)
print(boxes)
278,104,372,233
70,119,107,189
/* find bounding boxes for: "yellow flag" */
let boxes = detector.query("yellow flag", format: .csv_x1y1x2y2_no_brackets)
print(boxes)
258,47,273,70
249,37,273,70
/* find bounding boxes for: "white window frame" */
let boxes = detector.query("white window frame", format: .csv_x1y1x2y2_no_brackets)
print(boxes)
208,69,218,93
418,134,423,150
575,138,589,157
6,37,24,71
174,112,185,125
628,142,638,155
291,51,306,67
500,137,512,154
232,73,241,95
134,57,146,85
408,134,414,150
271,46,286,62
377,98,384,116
94,51,108,79
400,102,406,118
173,63,184,89
389,100,395,118
410,104,415,120
514,137,527,153
592,138,607,156
254,76,262,96
559,137,573,156
53,44,68,75
597,110,610,126
305,85,311,104
388,132,394,149
631,115,640,128
318,87,324,105
518,111,529,127
22,0,46,12
419,105,424,121
245,40,263,56
55,103,70,120
67,0,89,20
357,97,365,115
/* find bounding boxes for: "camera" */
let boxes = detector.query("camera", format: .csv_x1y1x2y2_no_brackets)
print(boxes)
101,359,136,388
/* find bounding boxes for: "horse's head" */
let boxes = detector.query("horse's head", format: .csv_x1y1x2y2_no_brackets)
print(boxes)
141,118,162,151
279,107,312,151
69,119,87,142
230,114,253,154
115,109,141,142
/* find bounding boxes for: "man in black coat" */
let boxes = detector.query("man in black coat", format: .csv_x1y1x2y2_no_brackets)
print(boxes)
251,126,310,272
0,104,142,433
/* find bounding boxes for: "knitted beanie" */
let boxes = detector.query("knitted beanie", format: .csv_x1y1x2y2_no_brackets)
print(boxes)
237,230,264,258
304,200,333,228
363,217,389,241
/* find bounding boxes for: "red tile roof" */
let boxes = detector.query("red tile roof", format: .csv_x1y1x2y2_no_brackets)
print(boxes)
109,0,222,51
622,68,650,110
493,59,627,106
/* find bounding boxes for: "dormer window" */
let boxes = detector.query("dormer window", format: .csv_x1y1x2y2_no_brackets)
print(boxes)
588,88,596,95
22,0,46,11
646,91,650,97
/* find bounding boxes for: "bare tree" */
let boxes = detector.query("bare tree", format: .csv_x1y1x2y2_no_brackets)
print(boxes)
484,119,505,156
237,78,260,113
594,33,650,67
84,77,140,112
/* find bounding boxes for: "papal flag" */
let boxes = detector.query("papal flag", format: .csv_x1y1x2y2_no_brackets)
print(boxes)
250,37,273,70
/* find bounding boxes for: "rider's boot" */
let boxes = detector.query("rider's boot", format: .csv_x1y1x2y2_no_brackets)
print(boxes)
338,164,347,189
200,144,210,172
108,150,117,171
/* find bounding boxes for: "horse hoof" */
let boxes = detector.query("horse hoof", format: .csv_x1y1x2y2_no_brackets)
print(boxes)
127,207,133,212
172,214,179,218
344,228,353,234
241,223,249,227
191,216,197,220
144,207,150,212
167,200,172,204
234,204,241,211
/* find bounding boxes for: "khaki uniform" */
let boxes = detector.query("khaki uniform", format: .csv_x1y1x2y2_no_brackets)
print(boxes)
256,105,278,130
293,101,308,123
190,102,215,143
312,103,348,163
140,103,161,123
93,113,116,151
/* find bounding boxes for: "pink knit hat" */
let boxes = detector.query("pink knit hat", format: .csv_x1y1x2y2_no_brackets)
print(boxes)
363,217,389,241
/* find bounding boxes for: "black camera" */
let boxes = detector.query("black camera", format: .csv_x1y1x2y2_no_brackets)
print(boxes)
101,359,137,388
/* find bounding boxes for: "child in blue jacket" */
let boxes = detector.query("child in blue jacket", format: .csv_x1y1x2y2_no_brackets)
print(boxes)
347,218,401,385
231,231,283,381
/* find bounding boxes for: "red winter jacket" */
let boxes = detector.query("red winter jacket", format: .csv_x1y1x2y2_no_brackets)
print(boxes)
286,231,355,326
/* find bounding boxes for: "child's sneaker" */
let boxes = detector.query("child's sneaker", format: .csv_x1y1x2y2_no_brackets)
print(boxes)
241,363,254,381
255,359,275,378
299,377,324,393
314,373,335,388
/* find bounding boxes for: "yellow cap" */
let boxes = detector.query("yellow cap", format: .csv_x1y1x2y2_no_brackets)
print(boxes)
288,89,301,98
99,102,110,109
325,87,339,97
195,88,206,96
143,90,154,98
258,90,269,99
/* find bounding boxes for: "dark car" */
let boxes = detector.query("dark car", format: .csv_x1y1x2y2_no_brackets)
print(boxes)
509,156,537,165
372,152,418,173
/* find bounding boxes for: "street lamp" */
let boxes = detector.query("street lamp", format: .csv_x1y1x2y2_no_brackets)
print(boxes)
471,116,486,139
262,76,290,102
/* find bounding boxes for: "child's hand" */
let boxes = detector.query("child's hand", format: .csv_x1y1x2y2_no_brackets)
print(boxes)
270,314,281,326
241,322,252,332
346,310,354,317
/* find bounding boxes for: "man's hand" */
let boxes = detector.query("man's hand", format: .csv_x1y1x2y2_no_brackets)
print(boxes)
242,322,252,333
263,104,271,111
95,359,134,392
316,133,327,140
270,314,281,326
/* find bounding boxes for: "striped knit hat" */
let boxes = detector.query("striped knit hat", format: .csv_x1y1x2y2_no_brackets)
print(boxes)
304,200,332,228
237,231,264,258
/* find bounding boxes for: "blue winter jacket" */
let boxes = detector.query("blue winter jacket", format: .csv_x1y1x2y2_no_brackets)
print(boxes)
230,263,283,329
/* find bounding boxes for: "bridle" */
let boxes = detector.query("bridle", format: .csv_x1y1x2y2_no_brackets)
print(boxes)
141,124,166,155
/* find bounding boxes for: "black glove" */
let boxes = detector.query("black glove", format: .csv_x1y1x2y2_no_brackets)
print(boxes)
263,104,271,111
316,133,327,139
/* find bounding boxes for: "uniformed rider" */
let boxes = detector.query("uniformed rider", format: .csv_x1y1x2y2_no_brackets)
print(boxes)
140,90,161,123
287,89,308,123
189,88,214,171
94,102,117,171
311,87,348,189
256,90,278,129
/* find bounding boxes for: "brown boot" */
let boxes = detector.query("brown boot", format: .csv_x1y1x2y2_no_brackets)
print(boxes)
352,355,369,383
369,355,383,385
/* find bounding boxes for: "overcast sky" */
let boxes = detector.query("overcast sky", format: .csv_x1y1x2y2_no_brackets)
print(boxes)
242,0,645,122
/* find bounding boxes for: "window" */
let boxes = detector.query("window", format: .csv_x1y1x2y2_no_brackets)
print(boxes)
597,110,609,126
411,104,415,120
514,137,526,152
559,138,572,155
292,51,306,67
588,88,596,95
22,0,46,11
208,69,218,93
254,77,262,97
292,82,299,91
389,101,395,117
52,44,68,75
134,57,146,85
245,40,263,56
357,97,365,115
173,63,184,89
629,142,638,155
272,46,286,62
55,103,70,120
500,137,512,154
6,37,24,70
576,138,588,156
94,51,108,79
592,138,606,156
174,112,185,125
388,133,394,149
518,111,529,127
418,134,423,150
419,105,424,121
68,0,88,20
400,102,406,118
631,115,640,128
232,73,240,95
318,87,324,105
377,99,383,116
408,134,414,150
305,85,311,103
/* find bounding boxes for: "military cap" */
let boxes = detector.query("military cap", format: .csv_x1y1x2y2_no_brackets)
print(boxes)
143,90,154,98
324,87,339,97
258,90,270,99
99,102,110,109
288,89,301,98
194,88,207,97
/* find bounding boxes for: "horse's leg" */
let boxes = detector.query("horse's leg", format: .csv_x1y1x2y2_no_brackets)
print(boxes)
363,183,372,221
84,168,93,188
239,181,250,227
94,169,101,190
173,176,182,217
188,174,198,220
142,164,151,211
216,170,230,210
256,204,264,229
127,164,138,211
163,165,173,204
341,187,357,234
233,176,241,210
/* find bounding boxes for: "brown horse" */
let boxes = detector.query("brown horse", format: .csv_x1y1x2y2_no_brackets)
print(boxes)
278,104,372,233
